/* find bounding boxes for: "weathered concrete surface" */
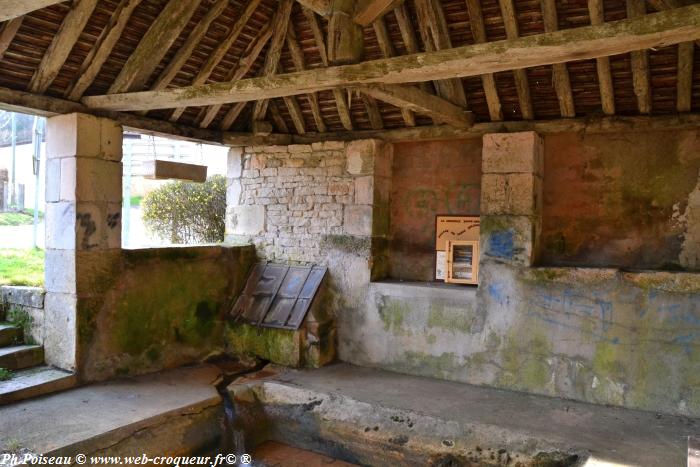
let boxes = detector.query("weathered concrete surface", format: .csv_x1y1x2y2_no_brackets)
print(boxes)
0,365,222,457
542,130,700,270
80,245,256,382
230,364,698,466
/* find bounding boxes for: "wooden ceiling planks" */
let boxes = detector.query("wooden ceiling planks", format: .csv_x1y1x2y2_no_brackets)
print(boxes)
0,0,697,138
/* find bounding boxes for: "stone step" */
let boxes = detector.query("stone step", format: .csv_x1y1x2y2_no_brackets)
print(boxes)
0,324,23,347
0,345,44,371
0,366,76,406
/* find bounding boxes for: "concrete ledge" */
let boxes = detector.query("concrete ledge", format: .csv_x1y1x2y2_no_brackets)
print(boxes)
0,286,45,310
230,363,697,466
0,365,222,457
369,280,477,302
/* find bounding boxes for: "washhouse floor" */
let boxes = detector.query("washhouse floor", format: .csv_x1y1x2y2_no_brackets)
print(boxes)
0,363,697,466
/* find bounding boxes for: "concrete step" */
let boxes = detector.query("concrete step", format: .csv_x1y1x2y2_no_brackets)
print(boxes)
0,366,75,405
0,345,44,371
0,324,23,347
229,363,699,467
252,441,358,467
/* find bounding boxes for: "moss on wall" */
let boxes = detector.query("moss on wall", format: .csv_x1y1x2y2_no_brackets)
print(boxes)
79,245,256,382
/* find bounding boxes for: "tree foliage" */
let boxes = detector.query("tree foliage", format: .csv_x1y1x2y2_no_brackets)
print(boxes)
142,175,226,244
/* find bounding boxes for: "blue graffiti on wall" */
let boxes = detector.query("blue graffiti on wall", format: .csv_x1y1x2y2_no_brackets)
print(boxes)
487,230,514,260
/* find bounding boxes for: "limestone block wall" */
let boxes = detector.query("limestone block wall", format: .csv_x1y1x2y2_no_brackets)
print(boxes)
225,140,392,264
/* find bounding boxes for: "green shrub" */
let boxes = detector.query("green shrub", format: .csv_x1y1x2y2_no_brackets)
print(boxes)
142,175,226,244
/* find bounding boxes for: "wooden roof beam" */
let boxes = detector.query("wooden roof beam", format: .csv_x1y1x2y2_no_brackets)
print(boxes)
465,0,502,121
677,41,694,112
64,0,142,101
251,0,294,125
169,0,262,122
498,0,534,119
647,0,700,46
359,84,473,128
108,0,200,94
588,0,616,115
81,4,700,112
303,6,354,130
627,0,652,114
199,21,274,129
296,0,331,16
28,0,98,94
0,0,64,22
541,0,575,117
415,0,468,107
355,0,405,27
373,16,415,127
296,0,404,26
0,17,22,60
253,113,700,145
286,24,327,132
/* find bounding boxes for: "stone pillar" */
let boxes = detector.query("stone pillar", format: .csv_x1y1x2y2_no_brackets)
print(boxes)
480,131,543,267
44,113,123,371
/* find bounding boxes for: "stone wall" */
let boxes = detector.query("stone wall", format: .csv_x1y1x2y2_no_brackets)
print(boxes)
226,131,700,418
79,245,256,381
226,140,391,264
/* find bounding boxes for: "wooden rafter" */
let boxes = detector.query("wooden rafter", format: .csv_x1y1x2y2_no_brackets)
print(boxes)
28,0,98,94
677,41,694,112
464,0,502,121
359,84,473,128
0,0,64,22
295,0,330,16
281,62,307,134
251,0,294,124
415,0,468,107
286,24,327,133
108,0,200,94
355,0,405,27
627,0,652,114
169,0,262,122
588,0,615,115
199,22,274,129
64,0,142,101
0,16,22,60
277,113,700,145
303,6,354,130
647,0,700,46
498,0,533,119
295,0,403,26
149,0,228,93
541,0,575,118
361,94,384,129
81,4,700,112
268,100,290,133
373,16,415,127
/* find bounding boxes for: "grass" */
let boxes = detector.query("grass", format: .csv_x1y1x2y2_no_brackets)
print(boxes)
0,368,12,381
0,249,44,287
0,209,44,227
